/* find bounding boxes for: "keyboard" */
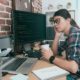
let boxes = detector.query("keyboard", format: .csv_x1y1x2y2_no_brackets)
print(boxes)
2,58,27,71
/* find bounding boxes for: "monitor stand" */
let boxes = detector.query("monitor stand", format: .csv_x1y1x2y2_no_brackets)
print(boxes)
14,43,26,55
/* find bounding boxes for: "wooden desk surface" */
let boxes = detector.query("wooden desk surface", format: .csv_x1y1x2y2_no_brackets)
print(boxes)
2,60,66,80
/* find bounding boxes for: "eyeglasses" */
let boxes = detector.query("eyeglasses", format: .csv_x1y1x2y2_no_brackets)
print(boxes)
53,18,60,25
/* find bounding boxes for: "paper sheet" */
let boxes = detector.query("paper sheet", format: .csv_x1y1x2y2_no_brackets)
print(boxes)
11,74,28,80
32,66,69,80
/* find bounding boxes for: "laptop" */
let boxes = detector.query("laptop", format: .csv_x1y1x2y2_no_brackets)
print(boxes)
0,57,38,74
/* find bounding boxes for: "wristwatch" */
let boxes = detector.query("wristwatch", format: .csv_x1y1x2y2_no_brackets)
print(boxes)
49,56,55,64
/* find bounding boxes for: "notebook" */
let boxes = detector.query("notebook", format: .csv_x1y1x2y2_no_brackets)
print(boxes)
0,57,37,74
32,66,69,80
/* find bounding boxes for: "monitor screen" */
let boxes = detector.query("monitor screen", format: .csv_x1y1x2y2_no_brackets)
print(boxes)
12,10,46,44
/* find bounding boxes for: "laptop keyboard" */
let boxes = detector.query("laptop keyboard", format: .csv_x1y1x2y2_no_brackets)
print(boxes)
3,58,27,71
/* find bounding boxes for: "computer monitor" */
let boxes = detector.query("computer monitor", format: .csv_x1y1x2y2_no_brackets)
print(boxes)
12,10,46,53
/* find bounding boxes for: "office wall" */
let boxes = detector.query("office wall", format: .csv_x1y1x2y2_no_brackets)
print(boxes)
12,0,42,13
42,0,80,26
0,0,12,36
75,0,80,26
42,0,76,12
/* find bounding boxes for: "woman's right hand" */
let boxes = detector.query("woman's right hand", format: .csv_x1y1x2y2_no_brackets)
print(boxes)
54,27,62,38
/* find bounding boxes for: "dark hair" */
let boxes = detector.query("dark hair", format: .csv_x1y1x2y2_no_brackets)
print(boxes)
53,9,71,19
70,19,79,28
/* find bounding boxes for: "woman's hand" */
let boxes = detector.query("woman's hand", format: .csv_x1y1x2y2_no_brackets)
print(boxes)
41,48,53,61
54,27,62,38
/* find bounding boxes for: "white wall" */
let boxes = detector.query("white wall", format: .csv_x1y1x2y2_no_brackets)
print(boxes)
76,0,80,26
42,0,80,26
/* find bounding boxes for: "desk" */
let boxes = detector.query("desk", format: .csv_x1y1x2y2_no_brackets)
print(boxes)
2,60,66,80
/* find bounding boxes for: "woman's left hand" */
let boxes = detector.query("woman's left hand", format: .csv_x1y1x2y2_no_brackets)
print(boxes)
41,48,54,61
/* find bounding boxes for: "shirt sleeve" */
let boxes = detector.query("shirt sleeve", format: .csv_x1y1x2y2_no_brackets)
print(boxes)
58,41,66,56
67,33,80,74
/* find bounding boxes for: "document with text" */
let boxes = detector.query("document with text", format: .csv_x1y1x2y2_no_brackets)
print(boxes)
32,66,69,80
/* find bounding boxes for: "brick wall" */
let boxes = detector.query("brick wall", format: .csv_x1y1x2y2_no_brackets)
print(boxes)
0,0,12,36
32,0,42,13
0,0,42,37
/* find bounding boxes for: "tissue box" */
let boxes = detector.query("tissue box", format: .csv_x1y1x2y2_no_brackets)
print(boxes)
11,74,29,80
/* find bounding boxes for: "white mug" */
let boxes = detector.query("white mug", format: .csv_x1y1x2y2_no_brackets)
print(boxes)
41,44,50,50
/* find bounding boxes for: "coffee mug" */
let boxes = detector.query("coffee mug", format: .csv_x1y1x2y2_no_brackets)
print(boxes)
41,44,50,50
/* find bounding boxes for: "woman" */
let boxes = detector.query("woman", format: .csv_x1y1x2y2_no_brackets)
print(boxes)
41,9,80,80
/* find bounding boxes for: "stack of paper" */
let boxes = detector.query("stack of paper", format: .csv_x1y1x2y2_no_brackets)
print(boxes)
11,74,29,80
32,66,69,80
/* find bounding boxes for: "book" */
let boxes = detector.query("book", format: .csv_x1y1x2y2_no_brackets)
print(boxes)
32,66,69,80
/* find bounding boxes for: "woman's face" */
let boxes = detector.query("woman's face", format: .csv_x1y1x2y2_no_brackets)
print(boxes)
53,16,68,32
